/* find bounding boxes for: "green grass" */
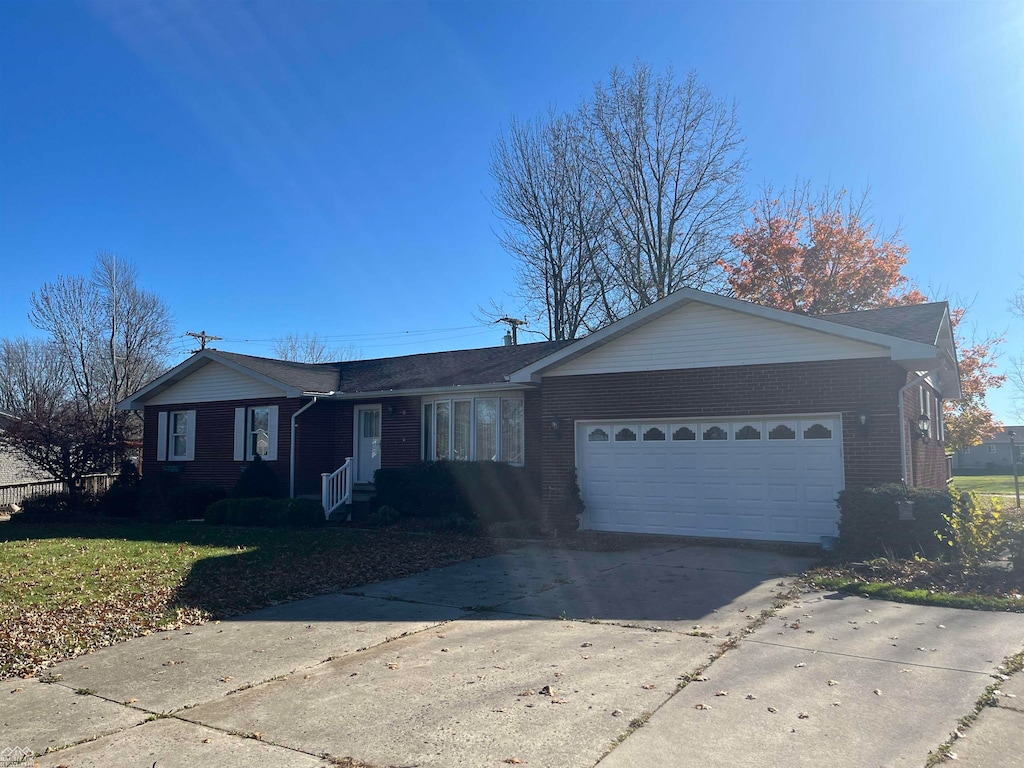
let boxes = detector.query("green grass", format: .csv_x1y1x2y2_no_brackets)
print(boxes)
953,475,1021,496
0,522,504,679
809,574,1024,612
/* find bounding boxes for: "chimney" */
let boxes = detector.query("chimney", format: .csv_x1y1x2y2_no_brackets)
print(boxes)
503,331,513,347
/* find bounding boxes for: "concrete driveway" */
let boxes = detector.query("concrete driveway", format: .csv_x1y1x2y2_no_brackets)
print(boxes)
3,541,1023,768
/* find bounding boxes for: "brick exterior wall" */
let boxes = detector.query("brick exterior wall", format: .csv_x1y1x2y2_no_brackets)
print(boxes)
141,357,951,528
904,377,950,489
142,397,299,491
538,357,928,531
144,395,425,496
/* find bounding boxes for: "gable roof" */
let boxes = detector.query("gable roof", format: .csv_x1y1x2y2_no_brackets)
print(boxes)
212,351,343,394
120,341,572,408
508,289,960,397
120,291,961,410
818,302,949,345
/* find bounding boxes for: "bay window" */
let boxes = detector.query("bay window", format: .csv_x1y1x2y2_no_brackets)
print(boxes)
424,395,525,465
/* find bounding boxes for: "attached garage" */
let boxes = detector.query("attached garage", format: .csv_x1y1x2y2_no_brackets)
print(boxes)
509,289,962,542
575,415,844,543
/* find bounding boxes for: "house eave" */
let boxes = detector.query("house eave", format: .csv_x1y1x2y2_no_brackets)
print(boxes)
319,382,537,401
117,350,300,410
509,289,956,385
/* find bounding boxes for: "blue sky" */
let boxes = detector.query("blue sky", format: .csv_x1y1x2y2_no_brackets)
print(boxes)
1,0,1021,420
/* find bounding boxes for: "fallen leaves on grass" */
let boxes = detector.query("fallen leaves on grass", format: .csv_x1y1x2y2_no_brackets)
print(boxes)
0,525,509,680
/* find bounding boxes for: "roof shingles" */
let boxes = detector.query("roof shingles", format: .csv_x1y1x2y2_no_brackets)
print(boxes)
817,302,948,345
201,303,950,397
215,341,573,395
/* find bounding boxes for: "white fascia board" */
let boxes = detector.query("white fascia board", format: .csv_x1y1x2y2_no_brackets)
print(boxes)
509,288,944,382
117,350,298,410
322,382,537,400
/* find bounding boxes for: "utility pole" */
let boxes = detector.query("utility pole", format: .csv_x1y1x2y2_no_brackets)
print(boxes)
1010,429,1021,510
496,317,528,346
185,330,223,353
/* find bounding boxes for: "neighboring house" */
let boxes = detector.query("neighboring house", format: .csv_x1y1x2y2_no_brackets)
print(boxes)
119,289,961,545
953,427,1024,471
0,411,57,508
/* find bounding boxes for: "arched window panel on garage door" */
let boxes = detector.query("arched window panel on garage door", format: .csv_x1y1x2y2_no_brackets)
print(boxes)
702,424,729,441
670,424,698,441
768,422,797,440
614,426,638,442
734,423,763,440
642,425,667,441
586,426,610,442
802,420,835,440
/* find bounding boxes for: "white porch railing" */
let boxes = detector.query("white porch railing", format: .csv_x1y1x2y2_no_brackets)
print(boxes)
321,457,354,519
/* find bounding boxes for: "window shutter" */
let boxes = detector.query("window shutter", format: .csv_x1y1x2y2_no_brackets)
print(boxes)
234,408,246,461
265,405,279,461
184,410,197,461
156,412,168,461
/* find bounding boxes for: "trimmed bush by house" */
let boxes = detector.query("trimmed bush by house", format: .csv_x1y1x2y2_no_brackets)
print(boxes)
140,473,227,522
232,455,284,499
99,461,142,518
205,496,325,528
369,505,401,527
373,461,540,527
837,484,955,559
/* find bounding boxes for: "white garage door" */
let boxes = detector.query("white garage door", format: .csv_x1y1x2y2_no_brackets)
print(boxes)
576,416,844,544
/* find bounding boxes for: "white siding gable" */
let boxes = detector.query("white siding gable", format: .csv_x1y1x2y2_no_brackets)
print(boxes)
545,302,888,377
148,361,287,405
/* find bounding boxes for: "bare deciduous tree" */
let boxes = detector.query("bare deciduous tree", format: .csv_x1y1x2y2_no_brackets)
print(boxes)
488,63,747,334
272,333,359,363
2,253,174,498
0,338,68,419
0,338,120,501
490,109,608,340
588,63,747,317
27,252,174,422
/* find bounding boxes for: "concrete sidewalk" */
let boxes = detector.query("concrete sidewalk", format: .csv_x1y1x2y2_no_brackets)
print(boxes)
598,591,1024,768
2,542,1021,768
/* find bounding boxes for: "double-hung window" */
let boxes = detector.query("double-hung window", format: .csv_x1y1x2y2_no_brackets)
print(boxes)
157,410,195,461
423,395,525,465
233,405,279,461
249,406,271,458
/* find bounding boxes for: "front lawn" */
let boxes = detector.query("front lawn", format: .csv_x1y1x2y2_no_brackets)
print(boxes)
953,475,1021,496
0,523,507,680
807,558,1024,612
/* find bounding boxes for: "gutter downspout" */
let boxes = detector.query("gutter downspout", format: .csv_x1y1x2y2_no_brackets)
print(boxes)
289,396,321,498
898,370,938,487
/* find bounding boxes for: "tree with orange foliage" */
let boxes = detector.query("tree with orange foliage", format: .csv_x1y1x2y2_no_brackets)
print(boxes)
723,183,925,314
944,307,1006,452
725,181,1004,449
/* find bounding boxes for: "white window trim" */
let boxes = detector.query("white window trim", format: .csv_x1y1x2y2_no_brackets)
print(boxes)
421,393,525,465
233,404,279,461
988,444,998,454
160,409,195,462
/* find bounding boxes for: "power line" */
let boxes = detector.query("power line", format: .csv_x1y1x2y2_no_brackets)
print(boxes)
185,330,223,353
220,324,485,344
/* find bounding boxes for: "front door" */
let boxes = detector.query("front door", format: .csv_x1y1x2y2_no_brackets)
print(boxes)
355,405,382,483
